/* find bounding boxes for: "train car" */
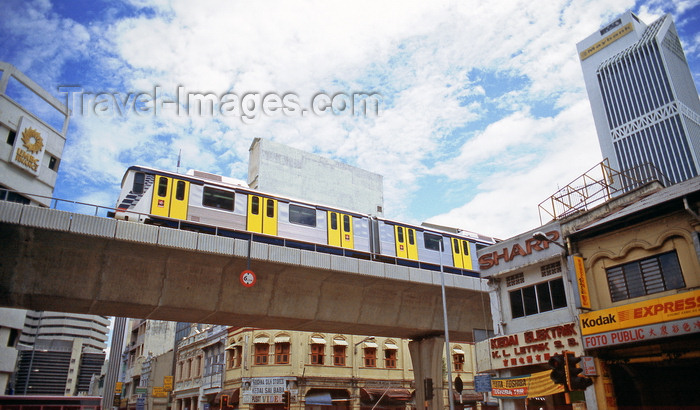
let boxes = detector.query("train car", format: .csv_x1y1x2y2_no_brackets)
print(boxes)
112,165,496,275
372,218,494,275
113,165,372,254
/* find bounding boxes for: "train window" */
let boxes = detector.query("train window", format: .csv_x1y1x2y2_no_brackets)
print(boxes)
203,187,234,211
289,204,316,227
408,229,415,245
462,240,469,256
396,226,404,242
175,181,186,201
330,212,338,230
343,215,351,232
266,199,275,218
133,172,145,194
251,196,260,215
424,233,442,251
157,176,168,197
453,238,460,254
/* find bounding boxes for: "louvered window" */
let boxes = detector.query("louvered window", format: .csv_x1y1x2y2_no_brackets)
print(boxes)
606,251,684,302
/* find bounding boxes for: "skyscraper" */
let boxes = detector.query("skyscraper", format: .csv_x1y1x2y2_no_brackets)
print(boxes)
577,11,700,185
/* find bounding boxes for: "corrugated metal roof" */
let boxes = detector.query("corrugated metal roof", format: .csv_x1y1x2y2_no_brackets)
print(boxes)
571,176,700,233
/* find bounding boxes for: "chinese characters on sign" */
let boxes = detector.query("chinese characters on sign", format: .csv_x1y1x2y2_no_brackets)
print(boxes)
488,323,583,370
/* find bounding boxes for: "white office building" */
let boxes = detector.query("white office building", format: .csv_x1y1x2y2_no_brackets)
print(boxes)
577,11,700,185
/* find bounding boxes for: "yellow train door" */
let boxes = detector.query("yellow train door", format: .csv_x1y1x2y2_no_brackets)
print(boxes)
460,239,473,270
451,237,464,268
170,179,190,220
247,195,278,235
151,175,171,217
150,175,189,220
394,226,418,260
327,211,354,249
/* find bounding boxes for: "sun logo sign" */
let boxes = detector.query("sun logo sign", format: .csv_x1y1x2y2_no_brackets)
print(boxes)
11,118,47,175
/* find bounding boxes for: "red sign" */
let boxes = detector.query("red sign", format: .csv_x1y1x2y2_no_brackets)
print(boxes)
478,230,560,270
240,270,256,287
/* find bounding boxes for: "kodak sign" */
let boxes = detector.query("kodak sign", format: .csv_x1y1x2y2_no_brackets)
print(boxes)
579,289,700,335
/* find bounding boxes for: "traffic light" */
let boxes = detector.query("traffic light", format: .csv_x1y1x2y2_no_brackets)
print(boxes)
548,354,568,386
566,354,593,390
424,378,434,400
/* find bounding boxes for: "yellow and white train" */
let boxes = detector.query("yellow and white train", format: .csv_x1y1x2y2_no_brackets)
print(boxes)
112,165,497,276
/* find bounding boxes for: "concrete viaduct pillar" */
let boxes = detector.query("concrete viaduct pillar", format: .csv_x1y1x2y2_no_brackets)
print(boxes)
409,336,446,410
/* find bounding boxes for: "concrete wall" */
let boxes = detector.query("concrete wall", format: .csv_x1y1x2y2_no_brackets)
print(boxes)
248,138,384,216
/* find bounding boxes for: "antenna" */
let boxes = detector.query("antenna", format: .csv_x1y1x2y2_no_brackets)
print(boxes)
176,149,182,173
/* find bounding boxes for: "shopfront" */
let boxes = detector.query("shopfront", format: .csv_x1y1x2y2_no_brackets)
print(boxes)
580,289,700,408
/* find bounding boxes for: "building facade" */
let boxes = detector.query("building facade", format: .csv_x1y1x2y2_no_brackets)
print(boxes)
561,176,700,408
211,328,481,410
577,11,700,185
475,222,596,410
247,138,384,217
120,319,176,409
0,61,71,395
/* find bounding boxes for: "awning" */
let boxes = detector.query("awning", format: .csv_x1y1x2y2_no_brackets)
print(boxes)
452,390,483,402
214,389,239,404
333,338,348,346
253,336,269,344
274,335,290,343
305,392,333,406
384,343,398,350
225,343,237,350
305,389,350,406
453,347,465,354
360,388,412,404
311,336,326,344
363,341,378,348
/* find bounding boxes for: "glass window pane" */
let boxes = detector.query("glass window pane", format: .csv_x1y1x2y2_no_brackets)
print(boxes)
203,187,234,211
266,198,275,217
251,196,259,215
536,282,553,312
343,215,351,232
658,252,685,290
175,180,186,201
133,172,145,194
424,233,442,251
509,290,525,319
408,229,415,245
289,204,316,227
523,286,538,316
550,278,567,309
453,238,460,254
330,212,337,230
157,176,168,197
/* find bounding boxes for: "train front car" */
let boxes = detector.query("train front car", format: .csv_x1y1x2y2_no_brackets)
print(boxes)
373,219,494,277
113,166,160,222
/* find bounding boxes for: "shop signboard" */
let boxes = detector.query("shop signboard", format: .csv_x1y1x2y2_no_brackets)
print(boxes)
474,374,492,393
241,377,297,404
491,371,564,399
579,289,700,336
487,322,583,370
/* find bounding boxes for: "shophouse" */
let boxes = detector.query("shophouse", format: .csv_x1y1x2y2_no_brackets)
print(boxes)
218,327,481,410
475,221,593,410
560,175,700,408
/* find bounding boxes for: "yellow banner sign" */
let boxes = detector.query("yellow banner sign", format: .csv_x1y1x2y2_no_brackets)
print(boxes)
573,256,591,309
115,382,123,394
491,371,564,399
580,289,700,335
163,376,173,391
579,22,633,60
152,387,168,398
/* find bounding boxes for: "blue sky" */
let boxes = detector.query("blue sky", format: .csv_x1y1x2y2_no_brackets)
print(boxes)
2,0,700,239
